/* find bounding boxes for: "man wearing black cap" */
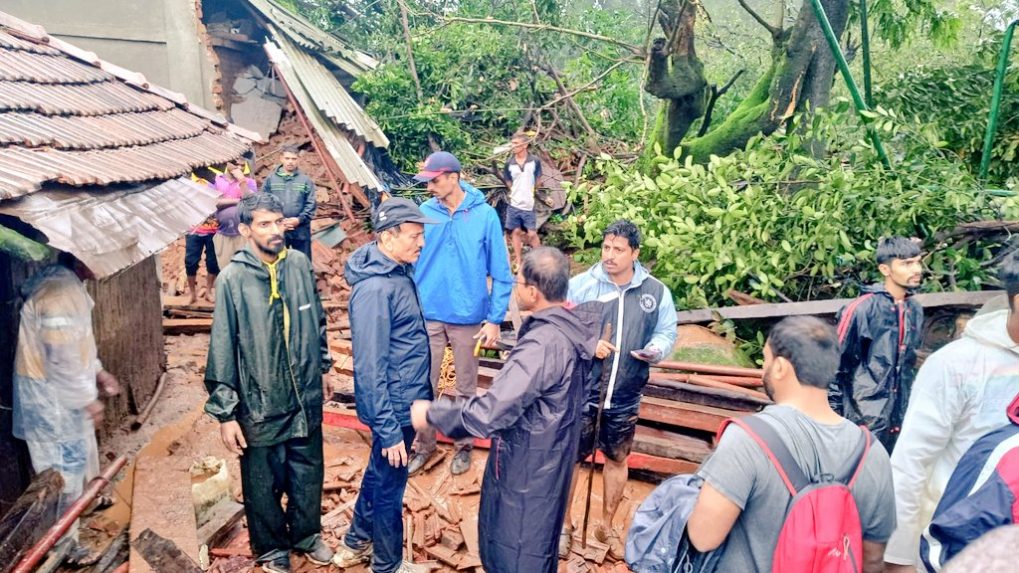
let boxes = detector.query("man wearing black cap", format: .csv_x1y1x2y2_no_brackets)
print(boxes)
408,151,514,477
332,198,438,573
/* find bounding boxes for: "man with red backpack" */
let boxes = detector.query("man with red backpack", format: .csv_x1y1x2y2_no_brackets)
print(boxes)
687,316,896,572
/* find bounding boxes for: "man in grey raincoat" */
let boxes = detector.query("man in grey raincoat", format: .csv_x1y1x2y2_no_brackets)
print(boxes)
204,193,333,573
411,247,601,573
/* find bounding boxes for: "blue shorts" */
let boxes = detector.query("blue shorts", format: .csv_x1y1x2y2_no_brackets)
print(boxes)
504,205,536,231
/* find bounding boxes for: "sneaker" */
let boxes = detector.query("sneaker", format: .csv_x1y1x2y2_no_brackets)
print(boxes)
299,538,333,566
594,523,625,561
558,524,574,559
407,451,433,477
261,558,291,573
331,540,372,568
450,448,472,476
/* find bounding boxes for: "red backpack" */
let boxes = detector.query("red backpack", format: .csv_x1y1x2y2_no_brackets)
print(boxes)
718,415,872,573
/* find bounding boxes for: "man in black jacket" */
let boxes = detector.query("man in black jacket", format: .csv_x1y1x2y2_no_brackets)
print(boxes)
410,247,601,573
261,145,317,260
204,193,333,573
829,236,924,452
332,198,437,573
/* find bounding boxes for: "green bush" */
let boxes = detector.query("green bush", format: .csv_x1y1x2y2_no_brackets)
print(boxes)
564,107,999,309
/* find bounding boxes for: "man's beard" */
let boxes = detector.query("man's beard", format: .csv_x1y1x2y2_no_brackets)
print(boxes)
762,366,776,401
256,236,284,256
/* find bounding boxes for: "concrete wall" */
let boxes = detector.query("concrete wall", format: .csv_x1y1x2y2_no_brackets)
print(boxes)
3,0,218,110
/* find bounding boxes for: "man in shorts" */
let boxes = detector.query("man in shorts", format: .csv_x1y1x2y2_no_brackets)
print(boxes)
503,133,542,270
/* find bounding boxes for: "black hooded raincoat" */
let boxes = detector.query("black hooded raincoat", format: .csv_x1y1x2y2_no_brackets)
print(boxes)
829,283,923,450
427,303,602,573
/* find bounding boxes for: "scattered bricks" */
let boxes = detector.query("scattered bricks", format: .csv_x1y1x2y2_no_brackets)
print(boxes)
440,529,464,551
413,512,427,549
576,538,609,564
566,555,590,573
459,516,479,556
456,554,482,570
424,544,461,568
425,511,441,546
420,449,448,473
449,478,481,496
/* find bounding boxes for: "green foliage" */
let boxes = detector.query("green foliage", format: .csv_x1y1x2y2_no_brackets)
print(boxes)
563,105,997,309
879,62,1019,184
855,0,961,49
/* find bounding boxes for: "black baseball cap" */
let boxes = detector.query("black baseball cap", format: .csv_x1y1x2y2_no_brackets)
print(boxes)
413,151,462,182
373,197,438,232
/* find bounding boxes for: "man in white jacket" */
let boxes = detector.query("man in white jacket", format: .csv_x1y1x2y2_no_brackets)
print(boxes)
884,253,1019,571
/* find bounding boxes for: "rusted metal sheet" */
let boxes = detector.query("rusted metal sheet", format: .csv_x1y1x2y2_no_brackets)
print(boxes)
0,177,219,278
266,39,382,191
245,0,377,76
0,108,209,150
274,33,389,148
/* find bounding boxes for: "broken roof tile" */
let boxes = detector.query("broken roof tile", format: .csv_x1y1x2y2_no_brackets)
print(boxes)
0,11,255,199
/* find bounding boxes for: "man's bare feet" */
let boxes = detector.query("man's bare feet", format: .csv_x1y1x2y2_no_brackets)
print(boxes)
188,291,198,304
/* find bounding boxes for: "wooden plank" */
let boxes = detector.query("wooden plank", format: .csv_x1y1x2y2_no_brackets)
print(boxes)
133,529,203,573
163,317,212,335
322,406,700,475
676,290,1002,324
644,379,770,410
0,469,62,573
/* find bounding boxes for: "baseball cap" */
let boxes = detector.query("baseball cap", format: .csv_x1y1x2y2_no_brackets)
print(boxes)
413,151,462,182
372,197,438,232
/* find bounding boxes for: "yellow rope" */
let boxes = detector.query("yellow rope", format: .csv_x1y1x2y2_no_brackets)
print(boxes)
437,346,456,397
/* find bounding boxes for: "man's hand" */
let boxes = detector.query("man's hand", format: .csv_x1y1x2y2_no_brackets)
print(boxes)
474,322,500,346
96,370,121,397
220,421,248,456
411,400,432,432
381,440,408,468
282,217,300,231
630,347,663,363
595,339,617,360
84,400,105,424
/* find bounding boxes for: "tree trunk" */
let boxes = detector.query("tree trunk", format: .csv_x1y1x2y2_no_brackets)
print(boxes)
649,0,850,163
644,1,707,154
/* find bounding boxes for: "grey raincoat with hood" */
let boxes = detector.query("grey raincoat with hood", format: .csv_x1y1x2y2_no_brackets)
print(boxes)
427,302,602,573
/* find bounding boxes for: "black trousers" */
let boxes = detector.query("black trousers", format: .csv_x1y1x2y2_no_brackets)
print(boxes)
285,229,312,261
239,425,324,562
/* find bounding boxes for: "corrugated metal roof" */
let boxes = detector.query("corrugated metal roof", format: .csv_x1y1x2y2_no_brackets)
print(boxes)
273,31,388,148
0,10,256,200
265,39,382,191
245,0,377,77
0,177,219,278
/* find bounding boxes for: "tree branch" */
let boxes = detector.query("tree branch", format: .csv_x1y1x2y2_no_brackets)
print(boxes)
441,15,643,55
737,0,780,37
540,63,599,142
697,69,745,137
541,61,627,110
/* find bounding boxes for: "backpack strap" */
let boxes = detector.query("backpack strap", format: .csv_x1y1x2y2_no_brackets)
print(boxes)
841,425,873,488
720,416,810,496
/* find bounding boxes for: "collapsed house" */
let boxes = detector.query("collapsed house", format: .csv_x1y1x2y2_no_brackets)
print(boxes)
0,9,257,515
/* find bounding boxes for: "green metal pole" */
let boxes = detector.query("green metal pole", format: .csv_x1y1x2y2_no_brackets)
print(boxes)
859,0,873,107
979,20,1019,180
808,0,891,170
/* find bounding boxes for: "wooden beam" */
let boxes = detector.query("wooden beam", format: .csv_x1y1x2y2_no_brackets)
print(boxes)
321,406,698,475
0,470,63,573
676,290,1002,324
133,529,203,573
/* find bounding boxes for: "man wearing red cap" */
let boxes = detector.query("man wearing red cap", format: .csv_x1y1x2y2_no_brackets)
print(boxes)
407,151,514,477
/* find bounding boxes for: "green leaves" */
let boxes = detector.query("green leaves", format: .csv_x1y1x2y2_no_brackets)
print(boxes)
565,106,996,309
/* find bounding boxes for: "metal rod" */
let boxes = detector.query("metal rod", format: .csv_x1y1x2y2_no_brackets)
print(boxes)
654,359,763,378
859,0,873,106
13,454,129,573
270,62,358,224
131,371,168,431
808,0,892,170
980,19,1019,179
